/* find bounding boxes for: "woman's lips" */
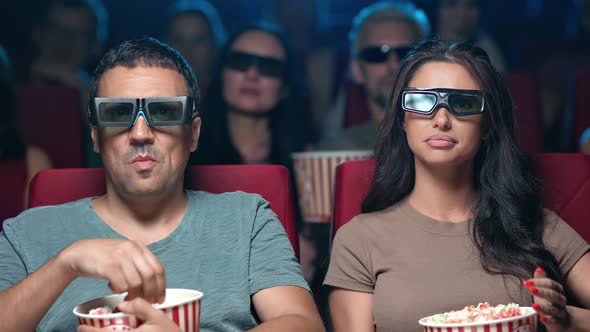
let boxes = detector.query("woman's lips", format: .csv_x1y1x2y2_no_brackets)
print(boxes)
239,87,260,96
425,134,457,148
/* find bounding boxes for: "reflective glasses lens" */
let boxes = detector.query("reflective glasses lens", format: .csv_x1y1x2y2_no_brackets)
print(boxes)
403,93,437,113
449,94,483,114
224,51,285,78
147,101,184,122
98,102,135,122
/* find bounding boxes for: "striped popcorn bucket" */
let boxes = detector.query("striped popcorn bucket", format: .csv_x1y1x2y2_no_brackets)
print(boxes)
418,307,538,332
74,289,203,331
291,150,373,223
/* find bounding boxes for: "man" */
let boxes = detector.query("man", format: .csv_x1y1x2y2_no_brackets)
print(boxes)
165,0,226,97
318,1,430,150
0,37,324,332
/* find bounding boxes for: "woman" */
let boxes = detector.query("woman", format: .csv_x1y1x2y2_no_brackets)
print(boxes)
324,39,590,331
190,22,311,167
0,47,52,223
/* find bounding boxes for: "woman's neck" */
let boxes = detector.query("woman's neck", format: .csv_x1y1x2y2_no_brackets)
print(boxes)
227,110,271,162
407,158,476,223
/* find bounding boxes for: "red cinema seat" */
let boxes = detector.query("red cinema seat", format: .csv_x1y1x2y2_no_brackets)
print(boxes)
503,72,542,154
16,84,84,168
0,159,28,226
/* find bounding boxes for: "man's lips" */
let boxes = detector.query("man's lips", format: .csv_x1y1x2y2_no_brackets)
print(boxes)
132,155,156,163
425,134,458,148
131,155,158,170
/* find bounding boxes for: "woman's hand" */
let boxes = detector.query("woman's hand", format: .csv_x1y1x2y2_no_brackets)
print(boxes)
524,267,570,331
77,298,181,332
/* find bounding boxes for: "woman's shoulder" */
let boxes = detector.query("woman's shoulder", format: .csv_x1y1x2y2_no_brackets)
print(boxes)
336,202,408,238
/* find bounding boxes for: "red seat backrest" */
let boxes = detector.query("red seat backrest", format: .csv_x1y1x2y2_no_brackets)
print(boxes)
0,159,28,226
574,69,590,148
332,154,590,243
503,72,542,154
28,165,299,257
16,84,84,168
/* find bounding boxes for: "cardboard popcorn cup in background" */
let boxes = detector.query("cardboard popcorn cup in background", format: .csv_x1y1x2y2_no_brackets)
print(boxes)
74,288,203,331
291,150,373,223
418,307,538,332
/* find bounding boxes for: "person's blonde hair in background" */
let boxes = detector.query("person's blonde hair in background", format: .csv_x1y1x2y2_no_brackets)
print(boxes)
319,1,430,149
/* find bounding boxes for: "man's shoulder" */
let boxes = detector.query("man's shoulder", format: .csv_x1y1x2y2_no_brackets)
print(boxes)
187,190,265,204
3,198,91,231
186,190,268,216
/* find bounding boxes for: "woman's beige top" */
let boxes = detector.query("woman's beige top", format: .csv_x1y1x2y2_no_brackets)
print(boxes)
324,199,590,332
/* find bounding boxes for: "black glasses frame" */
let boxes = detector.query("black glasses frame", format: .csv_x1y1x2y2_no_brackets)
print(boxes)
89,96,196,127
401,88,485,116
224,50,286,78
357,45,413,63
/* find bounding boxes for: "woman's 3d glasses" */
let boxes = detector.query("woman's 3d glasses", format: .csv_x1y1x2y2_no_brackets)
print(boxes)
89,96,196,127
224,51,286,78
357,45,412,63
401,88,485,116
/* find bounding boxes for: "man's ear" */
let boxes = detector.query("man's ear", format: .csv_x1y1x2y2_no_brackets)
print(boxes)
90,125,100,153
351,59,365,85
190,117,202,152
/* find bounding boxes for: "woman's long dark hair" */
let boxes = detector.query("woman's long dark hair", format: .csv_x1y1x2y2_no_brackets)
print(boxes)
190,21,311,167
0,47,27,161
363,39,563,284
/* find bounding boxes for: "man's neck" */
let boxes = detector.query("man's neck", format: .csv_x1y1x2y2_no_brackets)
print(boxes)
91,187,189,245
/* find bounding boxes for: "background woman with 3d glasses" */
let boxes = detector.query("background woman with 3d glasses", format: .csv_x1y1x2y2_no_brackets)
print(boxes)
190,22,311,167
324,39,590,331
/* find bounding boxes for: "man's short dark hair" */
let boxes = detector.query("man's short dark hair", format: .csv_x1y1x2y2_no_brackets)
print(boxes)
89,36,200,118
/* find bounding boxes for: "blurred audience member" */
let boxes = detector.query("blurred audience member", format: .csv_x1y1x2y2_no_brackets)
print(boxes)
265,0,336,140
165,0,226,98
30,0,108,103
581,128,590,154
0,46,52,222
531,0,590,151
430,0,506,72
318,1,430,150
29,0,108,168
190,22,311,167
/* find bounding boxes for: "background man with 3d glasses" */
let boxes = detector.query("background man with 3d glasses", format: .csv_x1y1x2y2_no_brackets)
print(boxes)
318,1,431,151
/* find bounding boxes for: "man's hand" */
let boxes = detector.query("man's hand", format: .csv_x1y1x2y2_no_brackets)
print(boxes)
77,298,181,332
58,239,166,303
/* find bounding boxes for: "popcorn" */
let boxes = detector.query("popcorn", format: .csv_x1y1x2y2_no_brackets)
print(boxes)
430,303,523,324
88,305,113,315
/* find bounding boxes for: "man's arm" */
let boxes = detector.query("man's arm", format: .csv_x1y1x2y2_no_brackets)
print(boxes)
250,285,325,332
0,238,166,332
0,254,76,331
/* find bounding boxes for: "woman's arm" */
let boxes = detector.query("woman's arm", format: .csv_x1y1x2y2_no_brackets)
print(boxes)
329,288,374,332
528,253,590,331
565,252,590,330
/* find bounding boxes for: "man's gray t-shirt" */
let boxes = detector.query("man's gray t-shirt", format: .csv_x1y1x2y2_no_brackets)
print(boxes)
0,190,308,331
